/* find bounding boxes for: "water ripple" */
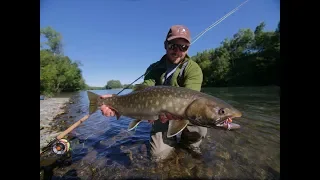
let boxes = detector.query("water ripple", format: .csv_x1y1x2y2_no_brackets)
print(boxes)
47,87,280,180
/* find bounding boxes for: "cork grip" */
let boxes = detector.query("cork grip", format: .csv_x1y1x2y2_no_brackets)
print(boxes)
57,114,90,140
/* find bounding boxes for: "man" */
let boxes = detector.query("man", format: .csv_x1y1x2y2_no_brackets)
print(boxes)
100,25,207,161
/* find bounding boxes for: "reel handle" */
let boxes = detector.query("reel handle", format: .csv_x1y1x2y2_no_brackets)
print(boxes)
40,114,90,156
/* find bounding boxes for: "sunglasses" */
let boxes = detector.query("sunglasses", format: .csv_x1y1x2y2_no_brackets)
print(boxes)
167,43,189,52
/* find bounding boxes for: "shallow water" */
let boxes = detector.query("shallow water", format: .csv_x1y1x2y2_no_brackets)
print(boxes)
43,86,280,180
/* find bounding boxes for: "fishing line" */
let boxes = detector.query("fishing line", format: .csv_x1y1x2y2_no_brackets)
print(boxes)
40,0,250,156
117,0,250,95
191,0,250,45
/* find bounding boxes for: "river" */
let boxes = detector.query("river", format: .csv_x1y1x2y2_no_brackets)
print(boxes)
43,86,280,180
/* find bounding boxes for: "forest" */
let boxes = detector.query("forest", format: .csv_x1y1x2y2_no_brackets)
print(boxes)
40,27,86,96
40,21,280,94
104,21,280,89
191,21,280,87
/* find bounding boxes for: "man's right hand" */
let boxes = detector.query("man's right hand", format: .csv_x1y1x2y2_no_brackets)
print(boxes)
100,94,115,117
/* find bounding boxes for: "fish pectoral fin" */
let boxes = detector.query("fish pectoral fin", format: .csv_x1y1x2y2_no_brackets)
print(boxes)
128,119,142,131
167,120,189,138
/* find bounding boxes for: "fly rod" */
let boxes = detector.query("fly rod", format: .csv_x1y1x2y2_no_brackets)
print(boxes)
40,115,90,155
40,0,250,156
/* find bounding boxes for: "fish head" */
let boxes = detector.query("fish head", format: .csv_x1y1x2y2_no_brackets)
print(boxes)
185,97,242,128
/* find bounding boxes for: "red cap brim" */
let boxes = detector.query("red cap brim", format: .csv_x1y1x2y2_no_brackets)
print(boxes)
167,35,191,43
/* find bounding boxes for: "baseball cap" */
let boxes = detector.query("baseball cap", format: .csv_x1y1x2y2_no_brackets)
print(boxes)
166,25,191,44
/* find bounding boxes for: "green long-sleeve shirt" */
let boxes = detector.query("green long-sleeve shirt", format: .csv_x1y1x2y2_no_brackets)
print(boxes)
142,54,203,91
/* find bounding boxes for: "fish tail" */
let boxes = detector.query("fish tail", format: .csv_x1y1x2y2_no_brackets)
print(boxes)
87,91,100,115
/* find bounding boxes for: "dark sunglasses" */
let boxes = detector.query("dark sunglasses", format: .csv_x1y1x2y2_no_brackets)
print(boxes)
167,43,189,52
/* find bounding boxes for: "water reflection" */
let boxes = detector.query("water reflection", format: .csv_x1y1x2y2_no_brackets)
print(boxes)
44,86,280,179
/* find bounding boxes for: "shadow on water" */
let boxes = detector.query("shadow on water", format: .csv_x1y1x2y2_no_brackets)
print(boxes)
40,86,280,180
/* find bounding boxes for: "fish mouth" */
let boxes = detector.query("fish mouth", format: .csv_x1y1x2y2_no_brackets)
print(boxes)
190,116,241,130
214,112,242,130
188,111,242,130
214,117,241,130
214,117,230,126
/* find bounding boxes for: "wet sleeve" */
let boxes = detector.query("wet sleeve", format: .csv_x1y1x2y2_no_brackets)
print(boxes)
183,63,203,91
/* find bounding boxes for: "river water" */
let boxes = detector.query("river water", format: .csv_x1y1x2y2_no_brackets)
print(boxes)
45,86,280,180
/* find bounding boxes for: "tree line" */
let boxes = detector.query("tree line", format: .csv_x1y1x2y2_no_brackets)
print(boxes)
103,21,280,89
191,21,280,87
40,21,280,94
40,27,86,96
86,80,135,90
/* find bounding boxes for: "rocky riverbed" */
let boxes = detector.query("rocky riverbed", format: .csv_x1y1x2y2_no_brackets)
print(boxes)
40,97,71,152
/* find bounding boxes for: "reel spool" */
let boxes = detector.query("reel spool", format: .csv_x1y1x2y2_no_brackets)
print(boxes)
52,139,70,155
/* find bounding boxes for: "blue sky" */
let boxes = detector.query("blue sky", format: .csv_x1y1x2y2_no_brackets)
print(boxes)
40,0,279,87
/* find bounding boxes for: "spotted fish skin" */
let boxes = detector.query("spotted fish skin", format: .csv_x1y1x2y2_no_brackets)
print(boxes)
100,86,198,120
87,85,242,131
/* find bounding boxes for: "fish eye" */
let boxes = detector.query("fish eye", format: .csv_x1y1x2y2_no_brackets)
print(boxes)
218,108,225,115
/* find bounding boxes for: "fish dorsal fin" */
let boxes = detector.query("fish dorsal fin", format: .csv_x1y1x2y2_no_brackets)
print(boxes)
133,84,150,92
167,120,189,138
128,119,142,131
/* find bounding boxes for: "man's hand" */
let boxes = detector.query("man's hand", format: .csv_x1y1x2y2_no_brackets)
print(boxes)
100,94,115,117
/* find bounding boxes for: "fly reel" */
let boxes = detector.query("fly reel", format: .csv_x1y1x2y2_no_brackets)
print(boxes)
52,139,70,155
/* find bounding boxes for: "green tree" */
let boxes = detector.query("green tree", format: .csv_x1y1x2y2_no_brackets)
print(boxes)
40,26,86,96
105,80,122,89
190,21,280,87
40,26,63,55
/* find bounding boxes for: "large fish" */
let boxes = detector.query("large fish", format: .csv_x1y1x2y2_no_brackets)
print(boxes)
87,85,242,137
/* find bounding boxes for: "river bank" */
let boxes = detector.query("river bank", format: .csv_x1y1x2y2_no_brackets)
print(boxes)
39,87,280,179
40,96,72,151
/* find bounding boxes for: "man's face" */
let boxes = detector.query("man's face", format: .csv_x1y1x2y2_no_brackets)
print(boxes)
166,38,190,64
